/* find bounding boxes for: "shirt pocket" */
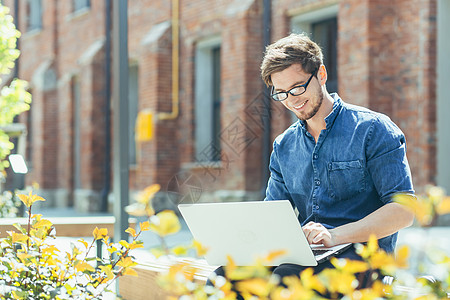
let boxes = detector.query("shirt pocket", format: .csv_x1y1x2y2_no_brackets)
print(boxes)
328,160,366,200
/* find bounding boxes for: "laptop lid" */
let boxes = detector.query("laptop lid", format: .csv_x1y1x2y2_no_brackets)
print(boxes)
178,200,350,267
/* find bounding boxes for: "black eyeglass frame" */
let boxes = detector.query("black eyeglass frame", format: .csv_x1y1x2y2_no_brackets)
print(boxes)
270,70,317,101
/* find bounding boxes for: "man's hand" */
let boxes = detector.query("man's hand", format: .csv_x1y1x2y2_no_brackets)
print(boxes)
302,221,337,247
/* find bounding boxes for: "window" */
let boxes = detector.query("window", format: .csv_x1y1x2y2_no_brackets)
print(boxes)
311,18,338,93
128,64,139,166
291,5,338,93
73,0,90,12
26,0,42,31
194,37,222,162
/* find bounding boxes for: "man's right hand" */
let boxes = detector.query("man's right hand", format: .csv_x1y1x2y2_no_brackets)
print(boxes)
302,221,338,247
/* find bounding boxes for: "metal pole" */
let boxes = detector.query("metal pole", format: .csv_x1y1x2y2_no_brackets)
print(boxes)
101,0,112,212
261,0,272,198
112,0,129,243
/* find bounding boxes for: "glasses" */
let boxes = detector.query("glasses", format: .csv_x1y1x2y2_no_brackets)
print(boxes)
270,71,316,101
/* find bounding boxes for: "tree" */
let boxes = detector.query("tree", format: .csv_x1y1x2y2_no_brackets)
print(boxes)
0,3,31,180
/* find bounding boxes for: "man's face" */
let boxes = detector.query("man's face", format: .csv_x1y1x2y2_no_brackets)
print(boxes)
271,64,324,122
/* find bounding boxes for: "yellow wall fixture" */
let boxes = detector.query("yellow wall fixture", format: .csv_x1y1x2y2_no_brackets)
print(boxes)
158,0,179,120
135,110,154,142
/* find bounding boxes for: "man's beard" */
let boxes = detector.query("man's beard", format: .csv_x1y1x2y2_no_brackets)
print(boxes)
297,88,324,121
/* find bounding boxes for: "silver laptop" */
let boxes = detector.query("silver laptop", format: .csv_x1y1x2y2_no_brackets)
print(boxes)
178,200,351,266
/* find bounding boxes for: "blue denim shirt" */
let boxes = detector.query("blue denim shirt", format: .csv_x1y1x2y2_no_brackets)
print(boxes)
265,94,414,253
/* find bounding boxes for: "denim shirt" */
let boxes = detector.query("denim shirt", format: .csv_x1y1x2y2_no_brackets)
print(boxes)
265,93,414,253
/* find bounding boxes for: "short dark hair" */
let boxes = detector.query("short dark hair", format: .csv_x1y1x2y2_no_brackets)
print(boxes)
261,33,323,87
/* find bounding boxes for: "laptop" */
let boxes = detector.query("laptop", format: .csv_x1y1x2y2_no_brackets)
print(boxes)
178,200,351,267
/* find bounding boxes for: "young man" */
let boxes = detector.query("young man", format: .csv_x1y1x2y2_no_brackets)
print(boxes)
207,34,415,295
261,33,415,278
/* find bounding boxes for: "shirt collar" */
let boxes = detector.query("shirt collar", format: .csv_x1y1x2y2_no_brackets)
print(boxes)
297,93,343,129
324,93,343,129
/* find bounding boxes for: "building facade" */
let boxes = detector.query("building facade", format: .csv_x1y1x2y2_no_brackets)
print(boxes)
4,0,450,212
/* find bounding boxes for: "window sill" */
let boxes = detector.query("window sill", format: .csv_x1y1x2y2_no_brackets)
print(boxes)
23,28,42,39
182,161,223,170
66,7,91,22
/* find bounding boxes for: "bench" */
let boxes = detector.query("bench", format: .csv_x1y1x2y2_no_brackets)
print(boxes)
118,258,450,299
0,216,137,257
119,256,215,299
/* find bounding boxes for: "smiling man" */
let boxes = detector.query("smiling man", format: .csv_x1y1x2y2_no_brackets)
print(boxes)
260,33,415,280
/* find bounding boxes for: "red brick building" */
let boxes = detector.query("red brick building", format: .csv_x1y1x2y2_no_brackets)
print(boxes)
4,0,450,212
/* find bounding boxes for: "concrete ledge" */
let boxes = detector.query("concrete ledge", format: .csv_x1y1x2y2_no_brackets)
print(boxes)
0,216,137,238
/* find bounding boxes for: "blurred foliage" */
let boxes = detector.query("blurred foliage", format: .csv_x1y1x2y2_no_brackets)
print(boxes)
0,190,21,217
0,4,32,178
0,183,39,217
136,187,450,300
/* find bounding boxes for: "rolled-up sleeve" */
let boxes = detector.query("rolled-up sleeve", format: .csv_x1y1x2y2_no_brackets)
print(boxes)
366,116,414,203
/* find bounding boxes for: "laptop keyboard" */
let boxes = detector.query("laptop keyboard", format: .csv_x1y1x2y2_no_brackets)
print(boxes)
312,249,329,256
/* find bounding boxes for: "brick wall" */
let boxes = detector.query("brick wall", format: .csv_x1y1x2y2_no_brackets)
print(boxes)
4,0,438,211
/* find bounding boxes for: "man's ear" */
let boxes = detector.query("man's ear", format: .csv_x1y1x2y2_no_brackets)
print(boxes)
317,65,328,86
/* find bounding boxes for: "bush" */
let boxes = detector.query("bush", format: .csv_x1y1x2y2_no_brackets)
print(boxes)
0,191,149,299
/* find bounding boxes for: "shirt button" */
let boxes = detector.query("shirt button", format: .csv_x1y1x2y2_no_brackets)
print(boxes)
313,154,318,160
315,179,321,186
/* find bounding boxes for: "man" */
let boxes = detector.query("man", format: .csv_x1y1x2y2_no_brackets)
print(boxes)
261,33,415,278
207,34,414,295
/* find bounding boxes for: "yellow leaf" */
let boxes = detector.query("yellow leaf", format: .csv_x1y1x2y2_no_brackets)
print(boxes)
171,245,189,256
300,267,326,294
320,268,357,294
93,227,108,240
140,220,151,231
192,240,209,257
129,242,144,250
17,252,32,261
437,197,450,215
125,227,137,238
11,232,29,244
396,245,410,268
370,252,398,273
119,240,130,248
42,245,60,255
78,239,89,249
226,255,236,274
427,185,445,204
33,219,53,229
17,191,45,207
332,258,369,274
125,202,150,217
137,184,160,205
264,249,287,263
235,278,270,297
151,248,165,258
75,261,95,272
123,267,138,277
394,193,433,226
358,235,379,259
99,265,115,281
117,256,137,269
149,210,181,237
145,205,155,217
